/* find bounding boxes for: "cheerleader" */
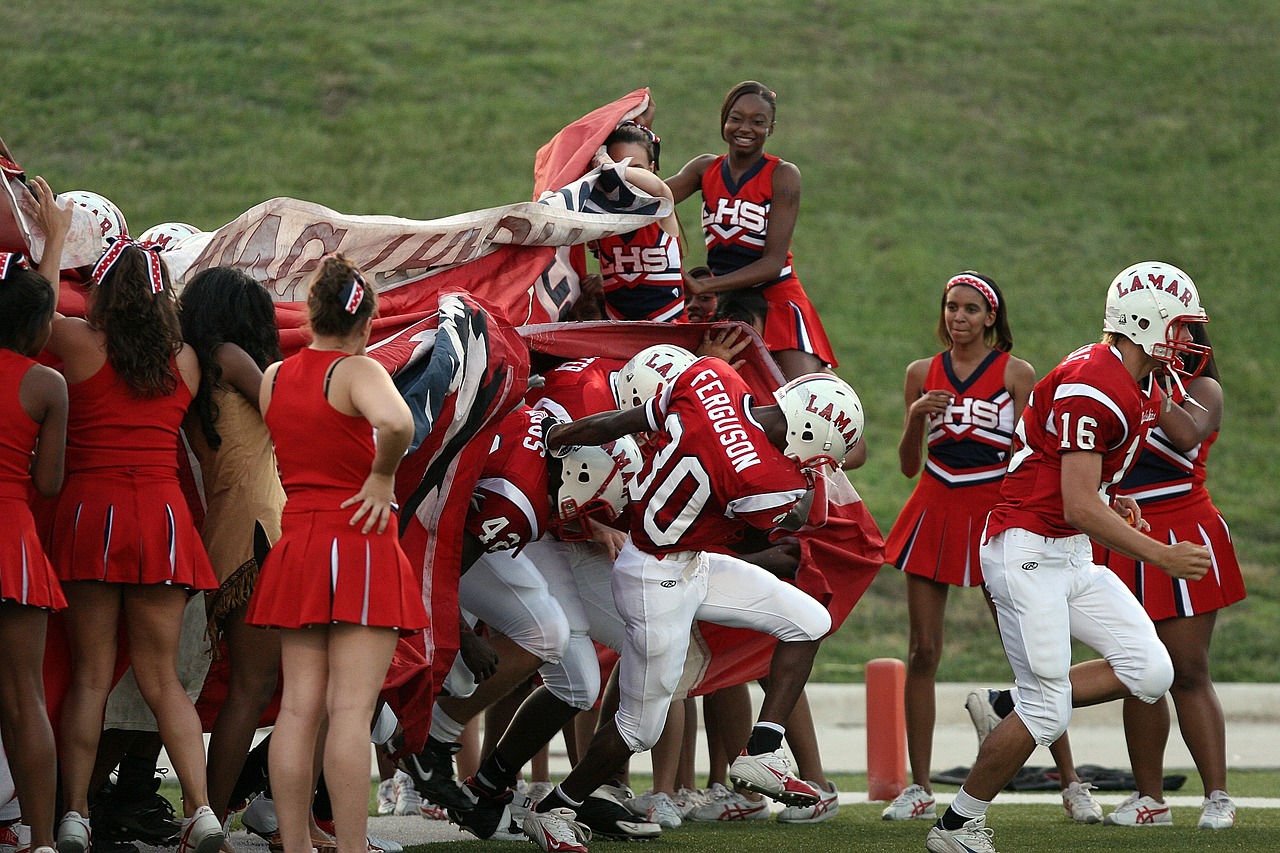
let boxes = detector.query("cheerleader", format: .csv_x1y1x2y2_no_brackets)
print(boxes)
0,247,67,853
246,254,424,853
32,179,224,853
1096,325,1242,829
666,81,836,378
882,273,1101,824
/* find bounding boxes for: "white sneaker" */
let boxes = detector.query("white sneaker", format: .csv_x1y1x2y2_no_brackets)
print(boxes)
925,815,998,853
522,807,591,853
394,769,424,816
686,783,768,822
1103,792,1172,826
526,782,555,804
592,782,634,805
367,834,402,853
881,784,937,821
625,792,682,829
240,794,278,837
1,822,31,853
179,806,225,853
728,749,820,806
671,787,706,817
376,777,398,815
965,689,1003,748
777,780,839,824
55,812,90,853
1061,781,1103,823
1198,791,1236,829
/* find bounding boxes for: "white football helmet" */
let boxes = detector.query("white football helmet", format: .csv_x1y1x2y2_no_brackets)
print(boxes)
549,439,638,541
613,344,696,410
137,222,200,251
1103,261,1210,377
774,373,864,471
63,190,128,251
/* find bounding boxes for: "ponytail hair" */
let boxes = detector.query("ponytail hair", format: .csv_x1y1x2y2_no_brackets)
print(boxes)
88,244,182,397
307,253,376,336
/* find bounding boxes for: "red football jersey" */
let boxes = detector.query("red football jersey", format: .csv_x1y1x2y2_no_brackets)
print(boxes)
986,343,1160,540
923,350,1016,488
592,224,686,322
464,406,551,554
628,357,808,556
701,153,796,286
527,357,624,421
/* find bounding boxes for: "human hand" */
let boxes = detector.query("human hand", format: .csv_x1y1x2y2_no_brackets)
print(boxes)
909,389,953,420
1112,495,1149,532
1160,540,1210,581
589,524,627,560
28,176,73,244
341,472,398,534
698,326,750,370
458,629,498,682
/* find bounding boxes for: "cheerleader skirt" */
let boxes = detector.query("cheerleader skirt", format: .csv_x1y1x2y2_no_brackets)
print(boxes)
0,498,67,610
1094,491,1245,620
246,507,429,631
730,277,837,368
49,470,217,589
884,474,1000,588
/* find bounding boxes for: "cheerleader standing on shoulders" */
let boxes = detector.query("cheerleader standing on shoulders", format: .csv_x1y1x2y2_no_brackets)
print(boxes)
666,80,837,379
0,236,68,853
30,179,223,853
246,254,425,853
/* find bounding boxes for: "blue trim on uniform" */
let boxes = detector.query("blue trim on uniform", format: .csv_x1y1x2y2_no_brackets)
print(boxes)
720,155,769,196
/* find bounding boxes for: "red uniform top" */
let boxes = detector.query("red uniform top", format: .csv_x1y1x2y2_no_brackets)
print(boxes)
0,350,39,501
922,350,1016,488
629,356,808,556
464,406,551,554
701,154,795,285
593,224,686,322
527,356,624,422
266,348,376,512
986,343,1159,540
66,358,191,475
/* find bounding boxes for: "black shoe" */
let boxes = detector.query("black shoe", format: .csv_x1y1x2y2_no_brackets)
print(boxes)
446,779,523,841
91,777,180,846
399,738,475,813
575,795,661,840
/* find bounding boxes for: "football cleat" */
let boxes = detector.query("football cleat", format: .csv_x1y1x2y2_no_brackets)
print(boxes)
522,807,590,853
881,784,937,821
728,749,820,807
925,815,998,853
1103,793,1172,826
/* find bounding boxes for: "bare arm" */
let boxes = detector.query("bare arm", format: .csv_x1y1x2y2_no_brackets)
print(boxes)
21,365,68,499
214,343,267,411
1060,451,1209,580
1156,376,1222,452
664,154,716,204
897,358,947,478
544,406,651,454
691,161,801,295
1004,355,1037,420
337,357,415,534
28,176,71,287
619,165,680,237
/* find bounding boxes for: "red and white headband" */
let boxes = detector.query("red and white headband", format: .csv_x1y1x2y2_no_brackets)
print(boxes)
945,273,999,311
340,271,366,315
91,237,165,294
0,251,31,278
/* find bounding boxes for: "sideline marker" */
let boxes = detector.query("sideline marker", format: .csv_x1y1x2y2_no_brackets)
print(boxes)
866,657,907,801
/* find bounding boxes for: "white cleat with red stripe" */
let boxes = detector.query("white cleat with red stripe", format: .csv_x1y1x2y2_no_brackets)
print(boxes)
729,749,821,807
1103,793,1173,826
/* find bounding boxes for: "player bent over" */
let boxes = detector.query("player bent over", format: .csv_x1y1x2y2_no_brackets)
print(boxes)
926,261,1213,853
527,356,863,852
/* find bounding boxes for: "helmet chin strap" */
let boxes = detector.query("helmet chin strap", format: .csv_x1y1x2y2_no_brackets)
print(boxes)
1160,365,1206,413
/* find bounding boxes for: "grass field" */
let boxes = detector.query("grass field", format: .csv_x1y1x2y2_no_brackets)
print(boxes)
5,0,1279,680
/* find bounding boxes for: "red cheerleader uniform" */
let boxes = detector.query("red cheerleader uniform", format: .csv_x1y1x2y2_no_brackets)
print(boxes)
592,224,686,322
247,348,428,631
0,350,66,609
885,350,1016,587
50,357,215,589
700,153,837,366
1095,416,1245,620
